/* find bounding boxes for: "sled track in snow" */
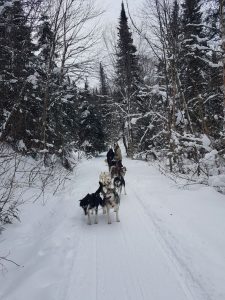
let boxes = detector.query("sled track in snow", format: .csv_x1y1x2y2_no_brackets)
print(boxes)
119,226,146,300
130,187,212,300
58,226,82,300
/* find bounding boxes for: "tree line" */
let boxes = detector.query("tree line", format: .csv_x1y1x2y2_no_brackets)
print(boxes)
106,0,225,178
0,0,108,225
1,0,225,223
0,0,108,169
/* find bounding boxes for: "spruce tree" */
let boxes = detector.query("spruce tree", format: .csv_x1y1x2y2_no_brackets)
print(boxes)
181,0,208,133
170,0,180,42
0,0,35,149
98,63,118,145
116,2,140,98
115,2,142,155
203,0,223,141
77,84,105,155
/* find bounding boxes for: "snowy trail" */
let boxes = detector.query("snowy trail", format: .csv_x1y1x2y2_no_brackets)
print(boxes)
1,155,225,300
62,158,190,300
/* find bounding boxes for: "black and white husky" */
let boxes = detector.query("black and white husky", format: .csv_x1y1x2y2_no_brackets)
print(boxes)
79,182,120,225
113,175,126,195
79,182,103,225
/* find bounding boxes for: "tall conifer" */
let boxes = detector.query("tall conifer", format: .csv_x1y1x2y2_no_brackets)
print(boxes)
181,0,208,132
0,0,35,147
116,2,140,99
115,2,141,155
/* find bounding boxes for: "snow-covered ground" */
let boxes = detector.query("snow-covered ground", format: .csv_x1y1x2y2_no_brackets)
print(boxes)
1,154,225,300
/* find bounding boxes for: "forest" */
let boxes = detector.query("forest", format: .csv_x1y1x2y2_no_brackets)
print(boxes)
0,0,225,224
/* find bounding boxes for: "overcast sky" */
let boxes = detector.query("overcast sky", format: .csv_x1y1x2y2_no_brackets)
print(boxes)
96,0,142,26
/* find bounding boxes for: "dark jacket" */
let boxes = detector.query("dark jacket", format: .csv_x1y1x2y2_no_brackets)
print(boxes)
107,148,114,164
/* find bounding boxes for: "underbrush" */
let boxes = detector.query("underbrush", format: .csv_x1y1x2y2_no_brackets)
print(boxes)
0,144,85,227
134,148,225,194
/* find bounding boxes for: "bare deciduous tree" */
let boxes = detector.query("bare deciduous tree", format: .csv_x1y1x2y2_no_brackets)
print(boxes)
40,0,103,151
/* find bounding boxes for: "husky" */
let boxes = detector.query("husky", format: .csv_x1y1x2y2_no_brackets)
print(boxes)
102,187,120,224
99,171,112,189
113,175,126,195
79,182,103,225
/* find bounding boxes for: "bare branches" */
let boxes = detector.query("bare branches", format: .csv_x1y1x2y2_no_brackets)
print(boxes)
0,143,76,224
0,252,21,274
45,0,103,81
0,253,20,267
125,0,161,61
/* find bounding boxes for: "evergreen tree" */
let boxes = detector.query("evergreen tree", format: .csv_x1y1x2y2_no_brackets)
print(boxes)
115,2,142,155
0,0,35,149
115,2,140,98
170,0,180,42
167,0,190,137
35,14,58,156
181,0,208,133
77,84,105,155
203,0,223,141
36,14,79,165
98,63,113,144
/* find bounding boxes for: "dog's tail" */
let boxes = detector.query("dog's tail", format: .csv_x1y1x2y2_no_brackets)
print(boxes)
95,181,103,195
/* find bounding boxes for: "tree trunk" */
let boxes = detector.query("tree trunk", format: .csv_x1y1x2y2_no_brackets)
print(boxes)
220,0,225,137
122,122,128,155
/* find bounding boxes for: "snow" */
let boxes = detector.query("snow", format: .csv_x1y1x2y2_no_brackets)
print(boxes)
81,140,92,147
0,1,14,14
175,110,184,125
39,149,49,153
190,44,209,51
191,35,208,43
27,73,38,89
17,140,27,151
131,117,137,125
1,155,225,300
9,79,17,84
202,134,211,151
46,143,54,148
208,174,225,187
200,57,223,68
81,110,90,119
